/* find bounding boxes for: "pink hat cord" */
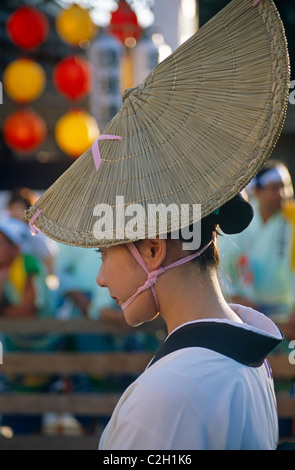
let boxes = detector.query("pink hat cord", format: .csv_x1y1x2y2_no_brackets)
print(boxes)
92,134,122,171
28,136,122,234
121,239,213,312
29,209,42,235
121,243,165,311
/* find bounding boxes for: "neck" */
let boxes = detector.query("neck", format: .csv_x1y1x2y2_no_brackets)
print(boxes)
259,204,279,223
157,265,242,334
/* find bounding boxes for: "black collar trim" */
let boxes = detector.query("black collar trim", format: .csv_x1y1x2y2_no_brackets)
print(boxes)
148,321,282,368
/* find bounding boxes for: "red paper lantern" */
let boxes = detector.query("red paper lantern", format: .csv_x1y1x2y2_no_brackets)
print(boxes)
53,55,92,100
109,0,142,45
6,6,49,50
3,109,47,153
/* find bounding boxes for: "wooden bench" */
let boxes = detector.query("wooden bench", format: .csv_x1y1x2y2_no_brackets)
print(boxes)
0,318,165,450
0,318,294,449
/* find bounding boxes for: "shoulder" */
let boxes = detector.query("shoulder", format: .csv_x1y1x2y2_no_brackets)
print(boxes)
125,349,247,416
103,349,270,449
134,348,242,406
108,356,210,448
144,347,261,393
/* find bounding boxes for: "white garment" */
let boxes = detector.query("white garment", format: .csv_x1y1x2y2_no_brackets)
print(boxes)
218,198,294,322
99,305,282,450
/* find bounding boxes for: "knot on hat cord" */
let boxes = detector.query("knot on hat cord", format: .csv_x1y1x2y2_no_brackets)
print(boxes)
121,239,213,312
141,267,166,290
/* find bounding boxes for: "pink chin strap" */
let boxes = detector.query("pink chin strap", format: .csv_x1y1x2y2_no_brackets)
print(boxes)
121,239,214,312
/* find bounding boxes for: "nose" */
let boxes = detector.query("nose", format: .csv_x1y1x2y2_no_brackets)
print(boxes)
96,266,107,288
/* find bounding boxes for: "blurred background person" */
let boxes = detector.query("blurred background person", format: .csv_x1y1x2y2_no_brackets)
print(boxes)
218,159,295,438
0,217,63,435
218,160,295,330
3,187,58,276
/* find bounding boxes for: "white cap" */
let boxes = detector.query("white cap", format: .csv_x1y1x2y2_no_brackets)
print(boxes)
0,217,32,253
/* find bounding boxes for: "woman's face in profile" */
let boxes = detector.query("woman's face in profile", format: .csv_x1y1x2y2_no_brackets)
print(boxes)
96,244,158,326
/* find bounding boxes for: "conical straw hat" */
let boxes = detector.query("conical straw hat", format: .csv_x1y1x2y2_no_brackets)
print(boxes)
26,0,290,247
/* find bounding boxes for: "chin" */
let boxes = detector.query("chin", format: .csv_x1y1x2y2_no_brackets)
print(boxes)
123,304,159,328
122,290,159,327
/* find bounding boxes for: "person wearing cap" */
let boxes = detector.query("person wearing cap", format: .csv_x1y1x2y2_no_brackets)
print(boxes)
0,216,55,323
0,217,62,435
218,160,295,439
3,187,58,276
218,160,295,332
25,0,289,450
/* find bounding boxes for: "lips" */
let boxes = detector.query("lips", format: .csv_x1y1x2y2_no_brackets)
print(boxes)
111,296,120,305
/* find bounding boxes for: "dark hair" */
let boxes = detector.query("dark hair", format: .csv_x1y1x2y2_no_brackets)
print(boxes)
135,214,220,270
174,192,254,270
175,214,219,270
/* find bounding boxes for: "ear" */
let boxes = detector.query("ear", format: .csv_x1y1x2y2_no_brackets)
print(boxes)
137,238,167,271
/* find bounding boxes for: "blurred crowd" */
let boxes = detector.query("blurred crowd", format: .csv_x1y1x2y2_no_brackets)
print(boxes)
0,187,160,436
218,159,295,439
1,159,295,438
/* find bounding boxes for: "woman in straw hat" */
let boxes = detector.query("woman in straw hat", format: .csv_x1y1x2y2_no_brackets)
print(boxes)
27,0,289,449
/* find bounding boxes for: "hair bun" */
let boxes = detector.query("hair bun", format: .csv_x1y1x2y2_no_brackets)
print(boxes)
217,193,253,234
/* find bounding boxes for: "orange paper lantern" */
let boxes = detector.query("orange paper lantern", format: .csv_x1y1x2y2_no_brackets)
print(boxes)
3,109,47,153
3,58,46,104
55,109,99,158
56,4,97,46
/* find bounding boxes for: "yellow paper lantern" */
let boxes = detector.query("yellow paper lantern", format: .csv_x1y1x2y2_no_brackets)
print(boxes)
56,4,97,46
55,109,100,158
3,58,46,104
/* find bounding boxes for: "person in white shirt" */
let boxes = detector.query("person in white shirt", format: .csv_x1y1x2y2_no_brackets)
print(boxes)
97,196,282,450
218,160,295,440
218,160,295,330
25,0,289,450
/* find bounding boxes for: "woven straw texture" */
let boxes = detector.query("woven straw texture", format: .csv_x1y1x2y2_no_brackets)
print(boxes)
26,0,290,247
